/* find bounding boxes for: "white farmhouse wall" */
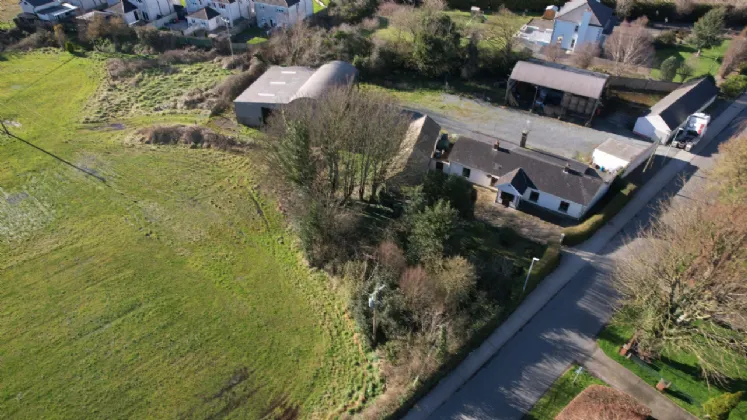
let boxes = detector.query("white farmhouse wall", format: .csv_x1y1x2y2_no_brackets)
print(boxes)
551,19,575,49
187,14,220,30
521,188,585,219
255,0,310,28
591,150,629,173
446,162,495,189
139,0,174,20
122,9,138,23
584,182,611,212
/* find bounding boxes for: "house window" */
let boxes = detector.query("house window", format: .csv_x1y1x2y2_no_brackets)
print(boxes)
435,162,444,172
276,7,284,12
570,39,575,49
461,167,471,178
574,25,578,32
529,191,540,202
558,201,570,213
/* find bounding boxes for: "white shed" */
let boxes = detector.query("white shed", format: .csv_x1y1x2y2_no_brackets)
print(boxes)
592,138,655,178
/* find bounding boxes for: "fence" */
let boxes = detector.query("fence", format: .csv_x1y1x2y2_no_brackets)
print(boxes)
607,77,681,93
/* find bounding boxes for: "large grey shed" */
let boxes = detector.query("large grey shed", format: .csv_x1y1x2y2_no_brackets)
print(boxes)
234,61,358,127
506,59,609,125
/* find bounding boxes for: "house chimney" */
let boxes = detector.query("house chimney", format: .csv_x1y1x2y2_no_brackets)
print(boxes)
520,130,528,148
493,140,500,150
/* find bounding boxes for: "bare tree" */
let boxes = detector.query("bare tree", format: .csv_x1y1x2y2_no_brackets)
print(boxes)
572,43,600,68
604,17,655,74
481,8,517,59
719,29,747,78
542,42,564,62
615,0,636,19
422,0,445,14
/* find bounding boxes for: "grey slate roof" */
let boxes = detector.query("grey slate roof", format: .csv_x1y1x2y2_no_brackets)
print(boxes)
497,168,535,194
647,76,719,130
556,0,613,27
449,137,611,206
255,0,300,7
510,60,609,99
23,0,56,7
189,6,221,20
107,0,137,14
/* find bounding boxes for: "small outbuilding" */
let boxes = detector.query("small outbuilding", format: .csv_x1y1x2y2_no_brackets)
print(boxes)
592,138,655,178
234,61,358,127
633,76,718,143
507,60,609,125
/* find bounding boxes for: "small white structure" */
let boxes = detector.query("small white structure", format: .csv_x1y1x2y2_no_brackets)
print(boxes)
592,138,655,178
186,6,222,30
20,0,79,21
254,0,312,29
434,137,614,219
234,61,358,127
633,77,718,143
105,0,175,25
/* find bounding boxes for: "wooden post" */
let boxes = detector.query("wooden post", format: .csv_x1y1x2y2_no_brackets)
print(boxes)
530,86,539,113
586,99,600,127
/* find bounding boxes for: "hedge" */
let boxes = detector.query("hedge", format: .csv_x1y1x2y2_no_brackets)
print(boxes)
561,180,637,247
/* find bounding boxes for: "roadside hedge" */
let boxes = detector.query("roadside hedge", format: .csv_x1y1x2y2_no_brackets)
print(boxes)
561,180,637,247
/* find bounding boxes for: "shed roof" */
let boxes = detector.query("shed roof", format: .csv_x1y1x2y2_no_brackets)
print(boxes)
234,61,358,105
556,0,613,27
510,60,609,99
448,137,611,206
647,76,718,130
594,138,650,163
526,17,554,31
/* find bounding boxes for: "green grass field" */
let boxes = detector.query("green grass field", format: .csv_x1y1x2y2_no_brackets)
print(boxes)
0,50,374,419
650,39,731,82
526,365,606,420
598,320,747,418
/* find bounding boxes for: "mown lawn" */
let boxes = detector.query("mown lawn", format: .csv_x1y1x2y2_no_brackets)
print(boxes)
650,39,731,82
598,320,747,419
525,365,606,420
0,50,373,419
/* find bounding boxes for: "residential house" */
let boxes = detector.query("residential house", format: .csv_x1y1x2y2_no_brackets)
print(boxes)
633,76,719,143
186,5,221,30
181,0,251,24
432,137,614,219
518,0,614,52
105,0,175,25
254,0,312,29
19,0,79,21
234,61,358,127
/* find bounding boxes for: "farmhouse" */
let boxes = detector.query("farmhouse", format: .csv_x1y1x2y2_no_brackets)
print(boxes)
434,137,614,219
633,76,719,143
507,60,609,124
592,138,655,178
518,0,615,51
234,61,358,127
254,0,313,29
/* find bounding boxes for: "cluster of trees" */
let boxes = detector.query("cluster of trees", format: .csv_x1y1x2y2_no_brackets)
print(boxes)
613,132,747,386
261,1,529,82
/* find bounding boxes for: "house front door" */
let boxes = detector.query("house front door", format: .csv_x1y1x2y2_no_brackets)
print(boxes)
499,191,514,207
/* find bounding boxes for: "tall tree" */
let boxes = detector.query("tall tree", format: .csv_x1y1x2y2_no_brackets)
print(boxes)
412,13,462,78
604,17,655,74
692,7,726,52
719,29,747,77
615,0,636,19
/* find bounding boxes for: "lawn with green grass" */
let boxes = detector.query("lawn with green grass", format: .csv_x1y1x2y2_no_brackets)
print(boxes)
526,365,606,420
0,50,374,419
650,39,731,82
598,320,747,419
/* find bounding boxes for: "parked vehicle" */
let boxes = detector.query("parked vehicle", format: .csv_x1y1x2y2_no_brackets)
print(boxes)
670,113,710,152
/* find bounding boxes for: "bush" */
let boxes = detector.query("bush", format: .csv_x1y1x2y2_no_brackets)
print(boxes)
561,180,637,246
721,75,747,98
523,241,561,293
703,392,744,420
655,30,677,47
659,56,679,81
10,30,55,51
134,125,240,150
135,26,176,52
64,41,76,54
406,199,458,264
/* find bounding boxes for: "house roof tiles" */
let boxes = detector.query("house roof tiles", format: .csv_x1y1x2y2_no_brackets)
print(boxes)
189,6,221,20
646,76,719,131
556,0,613,27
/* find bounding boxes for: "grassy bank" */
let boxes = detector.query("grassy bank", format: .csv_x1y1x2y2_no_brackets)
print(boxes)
0,50,372,418
650,39,731,82
526,365,606,420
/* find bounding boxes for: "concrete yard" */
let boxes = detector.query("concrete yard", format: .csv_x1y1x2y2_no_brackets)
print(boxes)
405,94,651,160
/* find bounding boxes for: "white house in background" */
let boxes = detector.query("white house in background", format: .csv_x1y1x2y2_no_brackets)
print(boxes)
591,138,655,178
181,0,251,24
186,5,221,30
105,0,175,25
518,0,614,51
67,0,108,11
633,76,719,144
551,0,614,51
254,0,312,29
432,137,614,219
20,0,79,21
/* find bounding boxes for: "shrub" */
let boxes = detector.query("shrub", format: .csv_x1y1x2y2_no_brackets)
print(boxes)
157,47,215,65
10,30,55,51
659,56,679,81
135,26,176,52
571,44,600,69
703,392,744,420
561,180,637,246
406,199,458,264
106,58,160,79
721,75,747,98
654,30,677,47
64,41,76,53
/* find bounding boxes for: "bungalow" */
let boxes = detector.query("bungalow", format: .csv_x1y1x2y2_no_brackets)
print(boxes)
254,0,312,29
633,76,719,143
433,137,614,219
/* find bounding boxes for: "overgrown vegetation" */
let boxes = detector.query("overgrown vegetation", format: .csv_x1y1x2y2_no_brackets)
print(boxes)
526,367,606,420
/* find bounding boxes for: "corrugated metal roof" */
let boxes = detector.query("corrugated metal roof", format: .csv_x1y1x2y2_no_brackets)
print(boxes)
510,60,609,99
